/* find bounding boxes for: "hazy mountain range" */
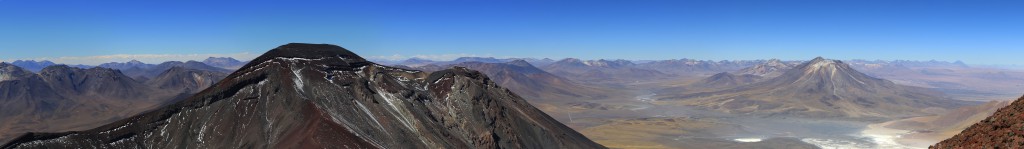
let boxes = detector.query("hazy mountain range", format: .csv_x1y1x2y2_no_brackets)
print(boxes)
398,60,622,104
9,57,248,73
0,63,228,143
660,57,966,120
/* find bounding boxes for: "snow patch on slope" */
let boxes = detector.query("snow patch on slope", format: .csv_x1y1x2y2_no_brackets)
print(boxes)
292,68,305,92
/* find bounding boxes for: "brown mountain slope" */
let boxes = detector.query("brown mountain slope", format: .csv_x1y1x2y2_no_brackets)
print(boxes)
1,43,603,148
878,100,1010,147
932,95,1024,149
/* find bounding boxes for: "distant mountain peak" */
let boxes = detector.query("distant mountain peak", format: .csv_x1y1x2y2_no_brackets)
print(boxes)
561,58,582,62
807,58,836,67
9,60,57,72
99,60,154,71
505,59,533,67
0,63,34,81
402,57,433,63
553,58,586,67
810,56,826,61
735,59,795,77
583,59,634,67
202,57,240,62
127,60,145,64
202,57,248,70
801,57,847,74
12,60,54,64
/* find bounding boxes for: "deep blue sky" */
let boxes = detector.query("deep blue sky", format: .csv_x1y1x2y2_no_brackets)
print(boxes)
1,0,1022,65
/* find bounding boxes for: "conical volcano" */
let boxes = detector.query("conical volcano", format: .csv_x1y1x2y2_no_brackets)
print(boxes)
1,43,603,148
665,57,961,120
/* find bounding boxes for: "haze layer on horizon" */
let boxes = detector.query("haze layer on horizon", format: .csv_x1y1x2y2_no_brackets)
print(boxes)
1,0,1022,65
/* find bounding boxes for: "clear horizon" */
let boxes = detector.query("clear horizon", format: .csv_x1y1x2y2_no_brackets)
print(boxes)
2,0,1022,65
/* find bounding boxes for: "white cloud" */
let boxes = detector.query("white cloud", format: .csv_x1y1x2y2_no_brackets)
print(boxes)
365,53,498,61
12,52,260,65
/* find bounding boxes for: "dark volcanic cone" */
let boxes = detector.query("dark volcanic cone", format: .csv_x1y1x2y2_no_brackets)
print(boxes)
2,43,603,148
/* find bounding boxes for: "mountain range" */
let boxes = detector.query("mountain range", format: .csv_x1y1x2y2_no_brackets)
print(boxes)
202,57,249,69
403,60,619,103
1,43,602,148
98,60,231,80
0,63,227,143
8,61,55,72
660,57,964,120
734,59,798,77
633,59,763,75
542,58,670,83
9,60,91,72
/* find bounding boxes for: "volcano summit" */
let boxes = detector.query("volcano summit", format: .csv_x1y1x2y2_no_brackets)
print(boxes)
1,43,602,149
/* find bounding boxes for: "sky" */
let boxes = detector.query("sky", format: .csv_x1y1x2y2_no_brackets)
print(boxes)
0,0,1023,65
